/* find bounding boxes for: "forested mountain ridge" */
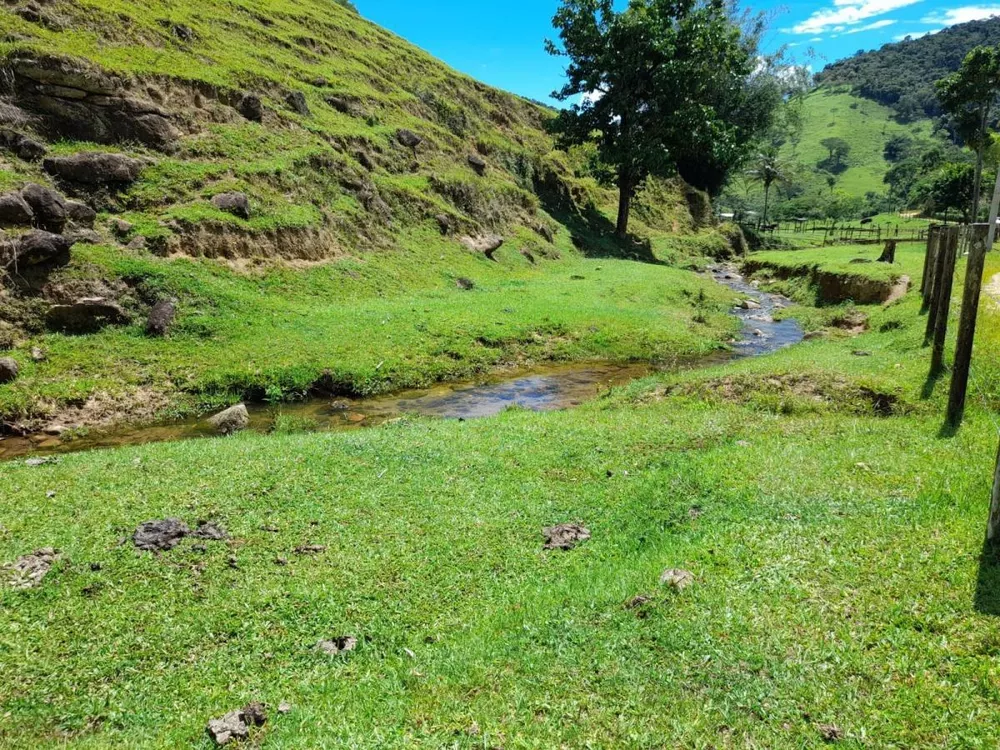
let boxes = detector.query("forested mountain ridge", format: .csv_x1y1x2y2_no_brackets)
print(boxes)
815,16,1000,122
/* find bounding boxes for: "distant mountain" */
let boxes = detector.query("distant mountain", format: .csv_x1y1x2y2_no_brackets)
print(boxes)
815,16,1000,123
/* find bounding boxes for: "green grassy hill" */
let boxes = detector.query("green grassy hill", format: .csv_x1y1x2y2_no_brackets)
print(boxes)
783,88,934,199
0,0,722,428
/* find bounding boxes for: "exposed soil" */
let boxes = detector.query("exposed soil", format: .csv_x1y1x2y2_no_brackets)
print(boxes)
542,523,591,550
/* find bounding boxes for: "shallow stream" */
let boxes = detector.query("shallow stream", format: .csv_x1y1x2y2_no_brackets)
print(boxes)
0,266,802,461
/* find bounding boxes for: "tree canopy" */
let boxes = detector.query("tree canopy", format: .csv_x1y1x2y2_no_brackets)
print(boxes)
546,0,779,235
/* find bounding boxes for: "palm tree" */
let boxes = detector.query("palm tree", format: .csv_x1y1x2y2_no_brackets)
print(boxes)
747,150,786,225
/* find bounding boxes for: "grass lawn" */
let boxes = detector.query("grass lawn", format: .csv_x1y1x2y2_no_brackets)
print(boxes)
4,237,1000,747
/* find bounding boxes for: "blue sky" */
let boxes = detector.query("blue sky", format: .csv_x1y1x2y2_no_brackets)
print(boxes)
355,1,1000,103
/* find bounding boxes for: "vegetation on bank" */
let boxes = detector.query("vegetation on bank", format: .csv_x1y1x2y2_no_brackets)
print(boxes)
4,231,1000,747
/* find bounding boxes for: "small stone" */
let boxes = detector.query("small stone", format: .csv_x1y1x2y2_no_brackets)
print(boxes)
660,568,695,592
467,154,487,175
277,701,292,715
285,91,310,116
0,357,19,384
206,404,250,435
396,128,422,150
294,544,326,555
741,300,761,310
238,94,264,123
542,523,591,551
317,636,357,656
111,218,133,237
193,522,229,541
211,192,251,220
31,347,46,362
65,200,96,228
455,277,475,291
133,518,190,552
852,350,872,357
145,300,177,337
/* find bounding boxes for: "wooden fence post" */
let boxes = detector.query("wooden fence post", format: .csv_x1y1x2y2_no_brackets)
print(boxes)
988,441,1000,544
924,226,946,329
930,226,959,374
922,225,939,298
947,224,990,427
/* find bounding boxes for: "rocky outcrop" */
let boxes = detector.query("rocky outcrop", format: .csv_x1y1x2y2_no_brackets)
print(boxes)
45,296,130,333
396,129,422,151
0,130,46,161
285,91,310,116
468,154,487,175
211,192,251,220
9,55,180,151
20,184,67,232
65,200,96,228
0,193,34,227
0,358,19,384
43,152,144,188
3,230,73,269
238,94,264,123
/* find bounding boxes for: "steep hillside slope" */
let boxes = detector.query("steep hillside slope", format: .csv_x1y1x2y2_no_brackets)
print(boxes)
0,0,725,430
816,16,1000,122
783,88,934,198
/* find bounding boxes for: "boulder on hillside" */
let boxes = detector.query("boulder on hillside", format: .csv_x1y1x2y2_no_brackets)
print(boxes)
20,183,67,232
43,152,143,187
468,154,487,175
327,96,366,118
396,129,422,151
285,91,310,116
211,192,251,220
0,130,47,161
207,404,250,435
5,230,73,269
460,234,504,256
0,358,19,384
0,193,34,227
145,299,177,337
238,94,264,123
45,296,129,333
65,200,96,228
536,224,555,244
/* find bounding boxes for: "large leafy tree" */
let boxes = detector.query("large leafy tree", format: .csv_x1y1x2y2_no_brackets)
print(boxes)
936,46,1000,221
546,0,777,236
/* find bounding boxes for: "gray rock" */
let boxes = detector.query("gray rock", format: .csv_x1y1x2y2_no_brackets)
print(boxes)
8,230,73,268
207,404,250,435
285,91,310,116
0,193,34,227
460,235,504,255
133,518,190,552
43,152,143,186
3,548,59,589
0,357,19,384
317,636,357,656
0,130,46,161
740,299,761,311
65,200,96,228
46,296,129,333
327,96,365,118
238,94,264,123
110,218,133,237
396,128,422,150
211,192,250,220
435,214,453,235
145,299,176,337
536,224,555,243
468,154,487,175
20,183,67,232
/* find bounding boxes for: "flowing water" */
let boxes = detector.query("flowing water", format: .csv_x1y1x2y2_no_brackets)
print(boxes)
0,265,802,461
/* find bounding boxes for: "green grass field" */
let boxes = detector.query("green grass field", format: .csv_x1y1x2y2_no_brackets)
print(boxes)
4,238,1000,747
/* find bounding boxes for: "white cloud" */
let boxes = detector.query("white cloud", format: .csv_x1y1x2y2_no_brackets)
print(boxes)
810,37,825,41
784,0,923,35
845,18,898,32
923,5,1000,24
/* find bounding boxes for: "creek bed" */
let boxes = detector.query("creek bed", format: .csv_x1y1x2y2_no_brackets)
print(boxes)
0,266,802,461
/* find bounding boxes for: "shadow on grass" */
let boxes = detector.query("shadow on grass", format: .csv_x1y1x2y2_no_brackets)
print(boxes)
921,368,946,400
536,184,661,264
975,539,1000,616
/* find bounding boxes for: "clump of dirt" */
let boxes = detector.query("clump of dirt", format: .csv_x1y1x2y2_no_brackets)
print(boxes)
542,523,591,550
206,702,267,746
133,519,228,551
317,636,357,656
830,309,868,334
4,548,60,589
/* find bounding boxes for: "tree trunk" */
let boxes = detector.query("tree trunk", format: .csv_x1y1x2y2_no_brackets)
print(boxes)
973,143,985,224
762,182,771,225
616,171,632,237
